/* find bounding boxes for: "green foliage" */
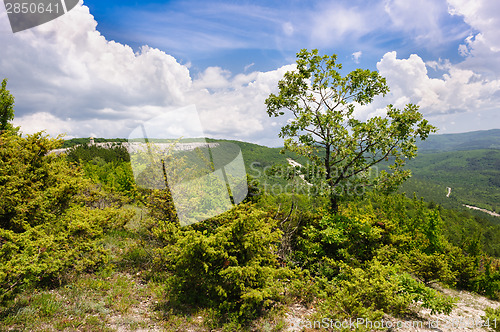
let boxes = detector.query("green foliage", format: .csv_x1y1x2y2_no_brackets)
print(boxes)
315,260,455,321
151,204,296,322
66,144,138,199
131,141,250,226
66,143,130,163
282,190,500,320
205,139,309,196
265,49,436,212
82,160,137,198
140,152,499,326
1,132,79,231
346,193,500,298
146,189,178,223
0,131,131,302
400,178,500,257
403,250,456,285
394,272,456,315
483,306,500,332
473,260,500,300
294,214,385,273
0,79,16,133
390,149,500,213
244,175,261,202
3,128,499,327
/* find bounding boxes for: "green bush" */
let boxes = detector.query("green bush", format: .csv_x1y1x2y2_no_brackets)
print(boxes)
395,273,456,315
145,189,178,223
473,260,500,300
0,131,131,301
315,259,455,322
483,307,500,332
81,160,137,198
345,193,500,299
294,213,385,275
65,144,138,199
152,203,296,322
403,250,456,286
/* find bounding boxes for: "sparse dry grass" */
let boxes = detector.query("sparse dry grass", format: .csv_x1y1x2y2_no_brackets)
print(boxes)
0,269,166,331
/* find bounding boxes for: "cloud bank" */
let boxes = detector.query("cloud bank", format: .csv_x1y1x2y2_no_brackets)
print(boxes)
1,3,293,144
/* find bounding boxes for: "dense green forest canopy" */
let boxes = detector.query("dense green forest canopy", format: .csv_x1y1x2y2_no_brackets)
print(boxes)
397,149,500,214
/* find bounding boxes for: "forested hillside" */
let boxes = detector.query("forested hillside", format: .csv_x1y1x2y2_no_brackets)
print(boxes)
416,129,500,153
399,149,500,213
394,130,500,222
60,135,500,258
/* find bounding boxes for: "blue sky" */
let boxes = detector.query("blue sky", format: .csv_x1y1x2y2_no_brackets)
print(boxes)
1,0,499,146
83,0,470,73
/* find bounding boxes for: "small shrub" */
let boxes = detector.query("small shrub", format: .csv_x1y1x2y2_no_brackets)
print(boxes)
294,213,384,274
473,260,500,300
403,250,456,286
395,273,456,315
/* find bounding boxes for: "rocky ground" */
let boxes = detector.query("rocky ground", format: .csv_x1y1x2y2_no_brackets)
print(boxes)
284,286,500,332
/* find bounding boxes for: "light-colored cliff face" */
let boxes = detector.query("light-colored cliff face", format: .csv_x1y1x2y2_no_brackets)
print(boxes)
49,142,220,155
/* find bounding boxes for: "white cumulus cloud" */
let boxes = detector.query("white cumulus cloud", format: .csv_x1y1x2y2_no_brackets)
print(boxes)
353,0,500,133
448,0,500,77
353,49,500,134
0,3,293,145
376,52,500,114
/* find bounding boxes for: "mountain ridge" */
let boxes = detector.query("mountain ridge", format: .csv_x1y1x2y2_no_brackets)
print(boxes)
417,128,500,153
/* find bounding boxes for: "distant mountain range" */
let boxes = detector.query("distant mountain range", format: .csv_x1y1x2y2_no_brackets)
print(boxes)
416,129,500,153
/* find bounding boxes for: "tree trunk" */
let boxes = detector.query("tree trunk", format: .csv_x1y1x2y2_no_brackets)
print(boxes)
325,143,331,182
329,194,339,214
324,143,338,213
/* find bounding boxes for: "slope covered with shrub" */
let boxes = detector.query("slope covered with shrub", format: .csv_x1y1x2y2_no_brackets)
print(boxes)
66,143,138,199
123,186,498,329
0,131,132,302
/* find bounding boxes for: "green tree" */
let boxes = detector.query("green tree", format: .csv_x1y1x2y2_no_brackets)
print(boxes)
0,79,15,133
265,49,436,212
